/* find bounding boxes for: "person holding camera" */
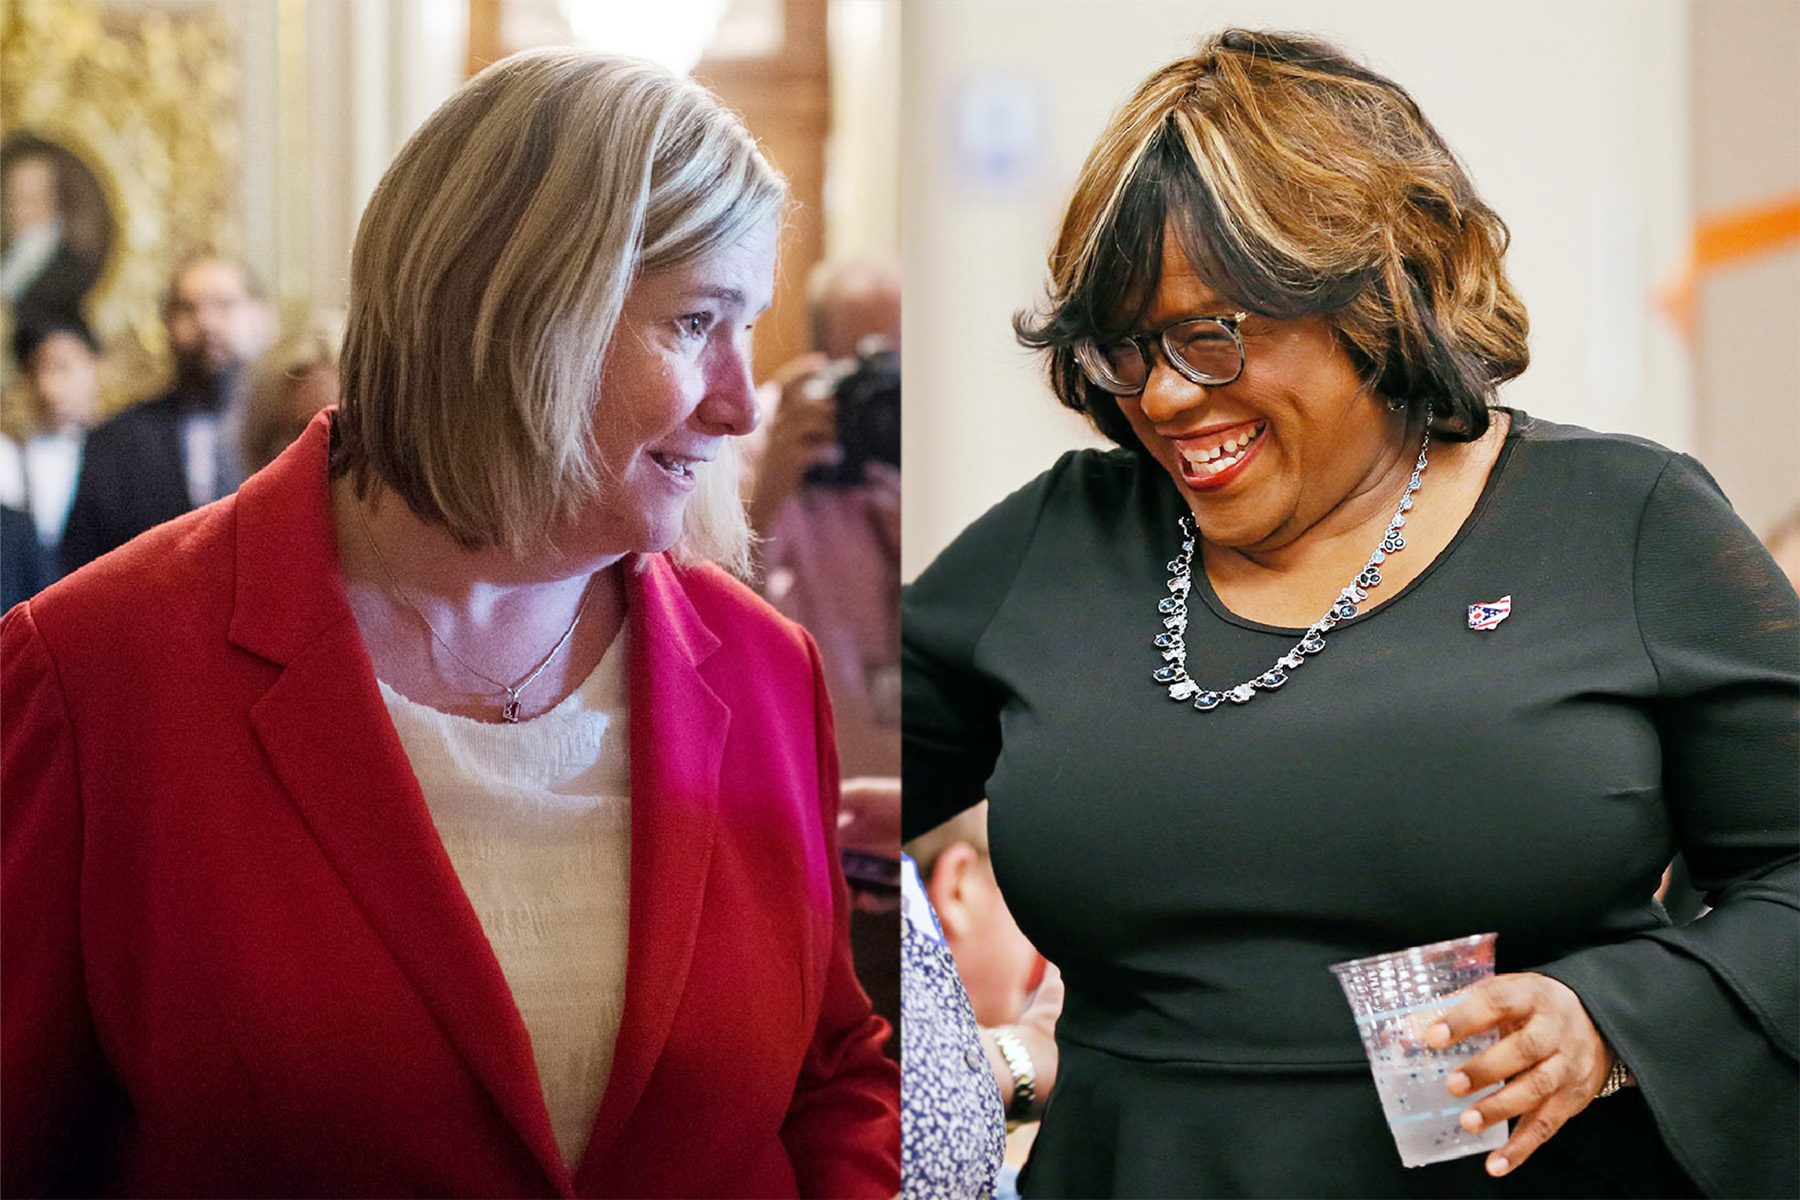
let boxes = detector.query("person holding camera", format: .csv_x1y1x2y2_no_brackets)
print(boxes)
747,258,904,1043
748,259,902,533
748,257,902,814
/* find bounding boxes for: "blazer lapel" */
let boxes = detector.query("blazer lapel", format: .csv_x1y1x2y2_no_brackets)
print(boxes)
576,556,728,1182
230,416,570,1195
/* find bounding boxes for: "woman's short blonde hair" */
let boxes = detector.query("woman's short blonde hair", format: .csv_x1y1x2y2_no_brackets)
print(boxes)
1017,29,1529,446
332,48,786,571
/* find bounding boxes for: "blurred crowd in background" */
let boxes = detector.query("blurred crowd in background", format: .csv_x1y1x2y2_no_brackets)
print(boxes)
0,234,344,602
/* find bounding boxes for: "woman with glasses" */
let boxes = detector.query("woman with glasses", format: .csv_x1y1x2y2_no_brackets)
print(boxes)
903,30,1796,1199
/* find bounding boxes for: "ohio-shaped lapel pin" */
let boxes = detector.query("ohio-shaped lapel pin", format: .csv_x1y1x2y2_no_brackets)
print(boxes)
1467,595,1512,631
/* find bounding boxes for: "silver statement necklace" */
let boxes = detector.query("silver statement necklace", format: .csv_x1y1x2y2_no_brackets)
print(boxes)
1152,418,1431,711
355,505,596,723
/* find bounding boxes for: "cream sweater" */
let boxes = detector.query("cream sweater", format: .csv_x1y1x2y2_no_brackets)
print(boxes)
379,633,631,1172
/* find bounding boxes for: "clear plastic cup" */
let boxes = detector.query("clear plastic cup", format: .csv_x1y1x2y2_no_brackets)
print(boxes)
1330,933,1509,1169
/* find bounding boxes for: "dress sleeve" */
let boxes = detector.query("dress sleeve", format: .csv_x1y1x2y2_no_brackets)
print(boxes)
901,465,1059,842
1535,453,1800,1199
779,633,902,1199
1,602,121,1196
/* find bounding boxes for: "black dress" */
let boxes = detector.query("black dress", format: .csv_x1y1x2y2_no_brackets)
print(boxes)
901,412,1799,1198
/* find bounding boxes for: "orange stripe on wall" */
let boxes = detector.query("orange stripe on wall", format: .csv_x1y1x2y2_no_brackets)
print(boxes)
1659,192,1800,338
1694,193,1800,266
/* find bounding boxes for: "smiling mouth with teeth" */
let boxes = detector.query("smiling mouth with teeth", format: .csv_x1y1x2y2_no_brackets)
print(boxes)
650,452,700,479
1178,422,1266,479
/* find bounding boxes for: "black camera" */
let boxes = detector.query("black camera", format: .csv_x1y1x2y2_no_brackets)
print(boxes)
802,343,900,489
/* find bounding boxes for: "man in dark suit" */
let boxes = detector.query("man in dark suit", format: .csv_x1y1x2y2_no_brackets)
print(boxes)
1,504,47,610
60,256,266,574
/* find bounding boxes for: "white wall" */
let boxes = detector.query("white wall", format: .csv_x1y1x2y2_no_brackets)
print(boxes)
1689,0,1800,538
902,0,1693,578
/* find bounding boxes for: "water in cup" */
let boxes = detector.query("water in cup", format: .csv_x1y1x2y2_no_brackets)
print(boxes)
1330,932,1509,1169
1369,1058,1505,1166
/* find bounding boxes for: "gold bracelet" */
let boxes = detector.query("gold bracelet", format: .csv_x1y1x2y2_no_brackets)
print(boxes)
1597,1049,1635,1098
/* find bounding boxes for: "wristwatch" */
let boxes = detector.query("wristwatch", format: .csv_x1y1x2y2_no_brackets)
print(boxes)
990,1025,1037,1121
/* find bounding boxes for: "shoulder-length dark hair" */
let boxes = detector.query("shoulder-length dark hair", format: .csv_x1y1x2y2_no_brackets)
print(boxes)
1016,29,1530,447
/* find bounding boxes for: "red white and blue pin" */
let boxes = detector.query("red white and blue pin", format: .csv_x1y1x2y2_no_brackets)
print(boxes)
1467,595,1512,631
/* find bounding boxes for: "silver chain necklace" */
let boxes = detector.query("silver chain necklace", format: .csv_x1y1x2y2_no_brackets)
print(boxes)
1152,419,1431,711
355,505,596,723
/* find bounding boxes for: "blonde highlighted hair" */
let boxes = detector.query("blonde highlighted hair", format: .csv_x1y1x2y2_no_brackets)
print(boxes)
332,48,786,572
1017,29,1529,445
242,311,343,474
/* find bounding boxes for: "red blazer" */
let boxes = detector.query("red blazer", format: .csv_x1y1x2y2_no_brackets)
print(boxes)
2,417,900,1198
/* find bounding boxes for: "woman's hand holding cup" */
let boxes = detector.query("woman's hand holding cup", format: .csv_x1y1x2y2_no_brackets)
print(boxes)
1427,972,1612,1178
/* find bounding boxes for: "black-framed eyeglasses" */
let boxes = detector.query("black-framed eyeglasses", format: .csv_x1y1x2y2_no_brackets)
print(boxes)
1072,312,1250,396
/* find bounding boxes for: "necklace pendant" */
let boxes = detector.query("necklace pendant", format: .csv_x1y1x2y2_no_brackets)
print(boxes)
502,697,521,723
1193,690,1224,711
1227,683,1257,704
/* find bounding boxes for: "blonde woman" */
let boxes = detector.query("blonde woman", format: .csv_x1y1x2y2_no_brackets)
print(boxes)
4,50,900,1197
240,313,344,475
903,30,1796,1198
